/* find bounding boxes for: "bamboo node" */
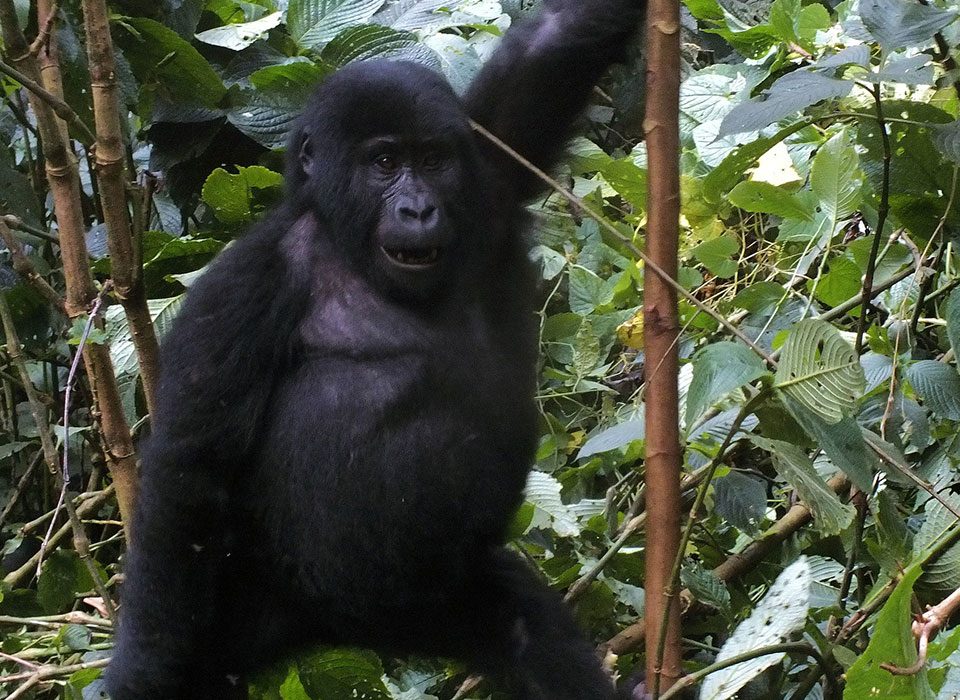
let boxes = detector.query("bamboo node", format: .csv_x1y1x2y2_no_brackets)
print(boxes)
44,163,72,177
652,19,680,34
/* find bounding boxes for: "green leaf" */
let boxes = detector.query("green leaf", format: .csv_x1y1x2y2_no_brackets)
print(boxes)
913,494,960,589
796,3,830,46
731,281,788,314
686,341,767,425
249,60,330,100
812,257,862,308
524,470,580,537
870,56,935,85
58,624,93,651
568,267,614,315
374,0,502,32
0,441,30,460
571,319,601,378
37,551,93,614
201,166,284,224
775,319,865,424
751,436,855,534
680,561,731,612
298,648,390,700
280,666,311,700
702,120,811,203
768,0,801,45
713,471,767,534
931,120,960,165
947,288,960,360
227,93,302,149
843,565,934,699
424,33,482,94
727,180,812,220
783,397,877,492
691,235,739,278
113,18,227,106
810,130,862,225
857,102,957,238
719,71,853,136
701,558,811,700
860,0,958,51
194,11,283,50
321,24,439,67
578,419,646,459
906,360,960,420
288,0,387,50
600,159,647,209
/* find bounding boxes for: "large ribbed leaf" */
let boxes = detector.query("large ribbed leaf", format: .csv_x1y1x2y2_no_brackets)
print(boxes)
750,436,855,535
775,319,865,423
288,0,386,50
321,24,440,67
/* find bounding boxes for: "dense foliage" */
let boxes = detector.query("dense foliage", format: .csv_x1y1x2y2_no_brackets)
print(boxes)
2,0,960,697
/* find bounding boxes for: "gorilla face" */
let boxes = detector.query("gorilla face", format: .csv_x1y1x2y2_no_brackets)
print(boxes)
291,60,480,300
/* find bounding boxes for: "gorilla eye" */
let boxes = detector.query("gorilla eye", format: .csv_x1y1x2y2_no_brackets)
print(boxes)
423,151,443,169
375,154,400,172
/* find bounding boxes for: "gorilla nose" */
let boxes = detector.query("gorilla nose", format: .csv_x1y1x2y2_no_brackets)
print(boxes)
398,202,438,225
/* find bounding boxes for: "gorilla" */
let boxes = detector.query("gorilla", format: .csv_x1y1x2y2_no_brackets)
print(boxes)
106,1,645,698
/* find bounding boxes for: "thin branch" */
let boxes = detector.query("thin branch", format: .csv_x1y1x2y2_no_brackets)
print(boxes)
855,84,892,353
0,218,65,314
0,293,115,619
470,120,776,366
0,58,94,144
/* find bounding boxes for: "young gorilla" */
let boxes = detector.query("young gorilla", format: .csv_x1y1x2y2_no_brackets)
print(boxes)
106,1,645,697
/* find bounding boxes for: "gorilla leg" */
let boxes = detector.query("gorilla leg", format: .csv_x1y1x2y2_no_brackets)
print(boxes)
452,550,615,700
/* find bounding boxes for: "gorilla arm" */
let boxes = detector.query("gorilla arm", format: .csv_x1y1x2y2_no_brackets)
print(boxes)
464,0,646,203
106,214,311,698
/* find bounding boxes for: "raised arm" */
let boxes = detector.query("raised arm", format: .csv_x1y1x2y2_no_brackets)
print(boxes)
465,0,645,202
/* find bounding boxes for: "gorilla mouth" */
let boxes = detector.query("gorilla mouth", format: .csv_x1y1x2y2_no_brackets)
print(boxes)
381,246,441,268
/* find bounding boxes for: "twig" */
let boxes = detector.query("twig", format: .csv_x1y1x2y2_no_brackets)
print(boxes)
0,58,94,144
0,450,43,528
470,119,776,366
27,0,58,56
0,214,60,246
0,293,116,619
0,218,65,314
855,84,892,353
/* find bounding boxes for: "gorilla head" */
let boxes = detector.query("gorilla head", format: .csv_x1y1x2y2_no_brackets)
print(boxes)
287,60,487,300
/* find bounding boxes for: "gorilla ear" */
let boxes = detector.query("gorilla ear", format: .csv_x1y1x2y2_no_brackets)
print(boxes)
299,135,315,176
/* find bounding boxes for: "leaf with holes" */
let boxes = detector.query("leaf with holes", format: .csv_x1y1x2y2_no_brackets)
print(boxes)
699,558,811,700
775,319,864,423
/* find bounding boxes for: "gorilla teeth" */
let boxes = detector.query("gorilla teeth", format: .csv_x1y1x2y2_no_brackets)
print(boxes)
387,248,440,266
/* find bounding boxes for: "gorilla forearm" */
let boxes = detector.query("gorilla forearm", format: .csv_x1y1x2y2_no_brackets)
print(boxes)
466,0,646,202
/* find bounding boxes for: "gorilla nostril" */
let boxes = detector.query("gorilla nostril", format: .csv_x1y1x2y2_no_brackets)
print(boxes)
399,204,438,223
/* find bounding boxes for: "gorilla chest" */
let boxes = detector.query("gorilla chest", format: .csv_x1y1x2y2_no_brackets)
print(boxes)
249,325,537,575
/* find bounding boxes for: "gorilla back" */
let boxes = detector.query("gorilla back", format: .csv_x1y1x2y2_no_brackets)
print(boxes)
106,2,644,698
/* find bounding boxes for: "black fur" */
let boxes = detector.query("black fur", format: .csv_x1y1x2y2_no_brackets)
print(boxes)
106,1,644,698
